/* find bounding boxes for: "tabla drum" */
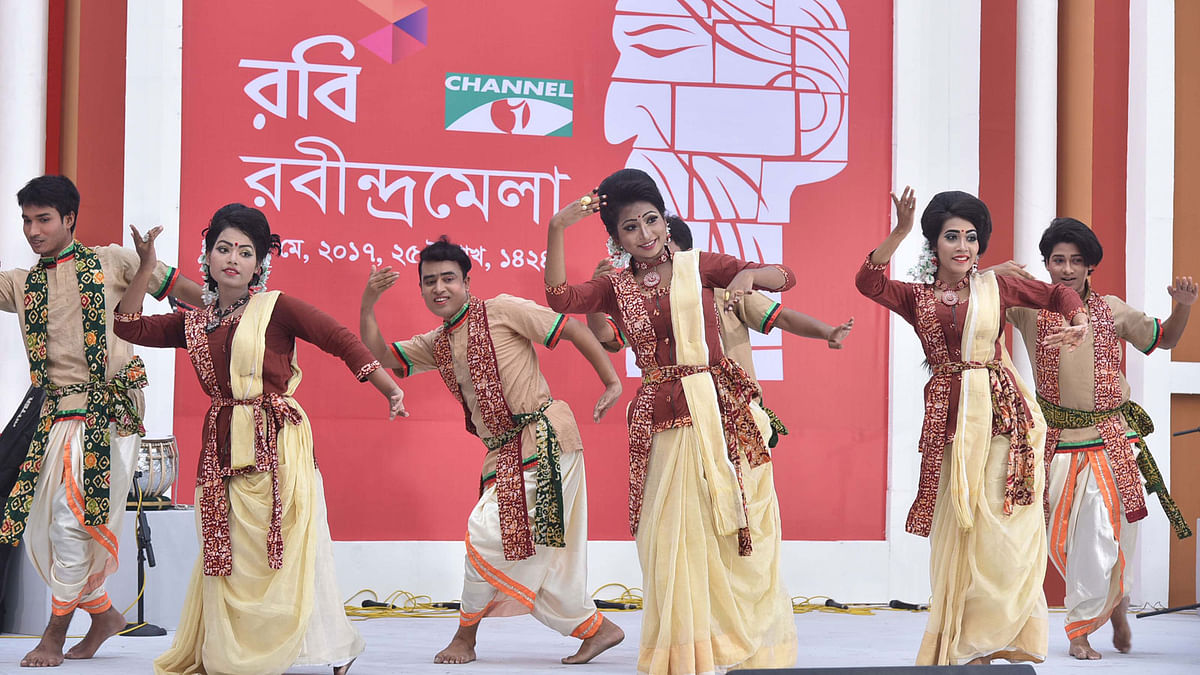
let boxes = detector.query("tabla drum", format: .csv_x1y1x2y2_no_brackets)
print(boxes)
131,436,179,502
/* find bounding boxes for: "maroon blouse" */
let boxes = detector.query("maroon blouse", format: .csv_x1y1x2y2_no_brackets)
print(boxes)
113,294,378,464
547,251,795,428
855,258,1085,447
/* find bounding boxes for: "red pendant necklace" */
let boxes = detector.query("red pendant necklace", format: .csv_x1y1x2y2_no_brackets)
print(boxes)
633,248,672,288
933,274,970,306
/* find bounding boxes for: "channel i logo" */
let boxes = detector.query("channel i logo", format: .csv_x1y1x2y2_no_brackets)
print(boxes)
444,73,573,137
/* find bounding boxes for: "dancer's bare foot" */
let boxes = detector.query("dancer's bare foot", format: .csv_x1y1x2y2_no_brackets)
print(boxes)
966,655,993,665
333,657,356,675
1069,635,1102,660
20,612,71,667
1111,596,1132,653
64,607,125,660
562,616,625,664
434,624,479,664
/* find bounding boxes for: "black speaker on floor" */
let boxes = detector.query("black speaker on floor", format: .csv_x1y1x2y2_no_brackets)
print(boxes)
0,386,45,629
733,666,1036,674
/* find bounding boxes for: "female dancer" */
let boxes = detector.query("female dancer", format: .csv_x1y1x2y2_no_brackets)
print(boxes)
113,204,406,675
856,188,1087,665
544,168,799,674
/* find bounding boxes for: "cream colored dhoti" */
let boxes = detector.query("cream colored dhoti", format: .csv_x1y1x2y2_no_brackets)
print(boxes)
459,448,601,638
24,418,138,616
1047,444,1137,640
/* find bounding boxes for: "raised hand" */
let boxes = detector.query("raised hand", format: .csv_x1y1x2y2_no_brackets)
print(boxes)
549,190,607,231
593,381,622,423
363,265,401,305
985,260,1035,280
1168,276,1198,306
129,224,163,270
827,317,854,349
890,186,916,235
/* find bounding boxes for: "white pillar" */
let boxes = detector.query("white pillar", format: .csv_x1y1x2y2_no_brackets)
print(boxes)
890,0,981,601
124,0,183,439
1010,0,1058,384
0,0,49,420
1125,0,1174,607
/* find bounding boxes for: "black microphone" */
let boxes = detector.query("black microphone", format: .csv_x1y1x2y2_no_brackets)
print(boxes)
889,599,926,611
823,598,848,610
361,599,398,609
594,599,638,610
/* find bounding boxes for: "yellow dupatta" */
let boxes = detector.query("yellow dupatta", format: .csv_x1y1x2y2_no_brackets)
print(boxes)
668,251,773,535
949,271,1046,530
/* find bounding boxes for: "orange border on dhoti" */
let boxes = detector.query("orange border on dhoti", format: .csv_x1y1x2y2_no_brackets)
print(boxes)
1064,451,1126,640
570,610,602,639
78,592,112,615
464,531,536,611
1049,451,1085,575
61,440,119,561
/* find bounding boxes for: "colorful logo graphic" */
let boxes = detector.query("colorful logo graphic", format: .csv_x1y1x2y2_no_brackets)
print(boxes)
445,73,574,136
357,0,428,63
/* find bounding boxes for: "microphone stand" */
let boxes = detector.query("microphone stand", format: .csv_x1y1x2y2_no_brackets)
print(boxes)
123,470,166,636
1136,424,1199,616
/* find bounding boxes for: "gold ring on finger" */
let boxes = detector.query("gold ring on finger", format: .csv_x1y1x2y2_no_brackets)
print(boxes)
580,195,593,206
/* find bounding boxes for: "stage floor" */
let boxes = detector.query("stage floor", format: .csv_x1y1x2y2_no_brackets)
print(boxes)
0,608,1195,673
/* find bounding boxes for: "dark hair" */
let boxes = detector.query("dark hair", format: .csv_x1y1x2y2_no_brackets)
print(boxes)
418,235,471,281
17,175,80,232
597,168,666,238
665,214,694,251
920,190,992,256
1039,217,1103,268
202,203,281,291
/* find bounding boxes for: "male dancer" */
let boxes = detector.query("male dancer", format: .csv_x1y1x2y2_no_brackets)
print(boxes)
0,175,203,667
1006,218,1195,660
360,236,625,665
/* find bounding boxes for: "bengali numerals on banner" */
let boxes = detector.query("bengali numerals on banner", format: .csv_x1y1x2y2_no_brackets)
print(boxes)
276,236,542,275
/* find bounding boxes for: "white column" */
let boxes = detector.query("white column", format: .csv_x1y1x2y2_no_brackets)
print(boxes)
0,0,49,420
1125,0,1174,607
124,0,183,439
1010,0,1058,383
889,0,981,601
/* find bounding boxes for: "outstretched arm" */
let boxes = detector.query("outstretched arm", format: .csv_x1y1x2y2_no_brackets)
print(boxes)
1159,276,1197,350
359,266,405,369
774,310,854,349
559,317,622,422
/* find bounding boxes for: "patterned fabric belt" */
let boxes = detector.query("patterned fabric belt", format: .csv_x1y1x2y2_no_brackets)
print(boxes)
629,358,767,556
198,392,303,576
1038,396,1191,539
480,398,565,550
0,357,148,544
915,359,1037,520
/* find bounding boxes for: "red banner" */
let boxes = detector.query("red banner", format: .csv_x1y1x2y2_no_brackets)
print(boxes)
178,0,893,541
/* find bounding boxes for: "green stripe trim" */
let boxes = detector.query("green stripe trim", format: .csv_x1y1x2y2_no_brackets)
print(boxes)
757,302,783,334
1055,430,1141,450
390,342,413,377
480,454,540,484
443,302,469,332
543,314,566,348
1138,319,1162,355
605,316,625,348
53,409,88,420
150,266,179,301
